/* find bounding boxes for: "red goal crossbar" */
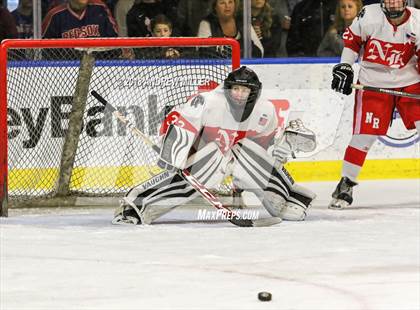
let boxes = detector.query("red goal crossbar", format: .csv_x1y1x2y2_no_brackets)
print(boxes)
0,37,241,216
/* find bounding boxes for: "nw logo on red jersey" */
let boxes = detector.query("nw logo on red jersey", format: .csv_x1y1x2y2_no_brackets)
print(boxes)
364,39,415,68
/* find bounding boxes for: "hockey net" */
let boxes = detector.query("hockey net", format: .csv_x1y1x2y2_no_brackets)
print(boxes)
0,38,240,216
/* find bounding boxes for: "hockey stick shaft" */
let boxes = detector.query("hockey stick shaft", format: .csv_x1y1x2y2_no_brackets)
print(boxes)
352,84,420,100
91,91,279,227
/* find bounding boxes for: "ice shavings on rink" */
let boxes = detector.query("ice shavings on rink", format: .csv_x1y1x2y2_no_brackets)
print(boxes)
1,180,419,310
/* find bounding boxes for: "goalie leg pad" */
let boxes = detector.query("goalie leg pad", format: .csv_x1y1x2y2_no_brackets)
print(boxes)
231,139,277,192
231,139,295,217
186,142,230,189
281,184,316,221
116,142,228,224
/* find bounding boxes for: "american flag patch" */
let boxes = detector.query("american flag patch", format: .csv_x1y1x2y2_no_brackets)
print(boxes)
258,114,268,126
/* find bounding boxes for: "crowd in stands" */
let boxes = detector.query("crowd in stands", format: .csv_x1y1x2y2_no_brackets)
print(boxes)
1,0,420,58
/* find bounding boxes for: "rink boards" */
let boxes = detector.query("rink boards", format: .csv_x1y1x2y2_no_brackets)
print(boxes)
7,61,419,192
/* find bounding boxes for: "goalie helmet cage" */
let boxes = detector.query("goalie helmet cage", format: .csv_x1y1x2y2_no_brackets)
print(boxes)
0,38,240,217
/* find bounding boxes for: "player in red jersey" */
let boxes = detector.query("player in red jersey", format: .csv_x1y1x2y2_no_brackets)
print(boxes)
330,0,420,209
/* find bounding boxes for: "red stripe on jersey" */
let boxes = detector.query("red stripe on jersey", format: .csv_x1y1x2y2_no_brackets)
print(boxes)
417,48,420,74
269,99,289,129
41,4,68,36
88,0,119,35
160,111,198,136
343,27,363,54
343,146,367,167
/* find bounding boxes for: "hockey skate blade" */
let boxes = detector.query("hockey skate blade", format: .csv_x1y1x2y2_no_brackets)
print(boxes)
230,216,282,227
111,215,140,225
251,217,282,227
328,198,349,210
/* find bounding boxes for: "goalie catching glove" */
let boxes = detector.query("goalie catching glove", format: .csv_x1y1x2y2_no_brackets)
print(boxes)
270,119,316,164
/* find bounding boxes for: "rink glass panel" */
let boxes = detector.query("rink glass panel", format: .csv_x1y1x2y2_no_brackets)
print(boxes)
0,38,240,210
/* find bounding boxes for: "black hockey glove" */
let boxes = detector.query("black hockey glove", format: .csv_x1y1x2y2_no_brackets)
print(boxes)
331,63,354,95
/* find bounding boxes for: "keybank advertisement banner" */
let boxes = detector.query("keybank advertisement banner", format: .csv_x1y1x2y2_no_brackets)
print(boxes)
7,63,418,171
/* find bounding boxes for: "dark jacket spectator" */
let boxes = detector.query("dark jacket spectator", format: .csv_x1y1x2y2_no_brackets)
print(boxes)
176,0,213,36
317,0,363,57
270,0,303,56
248,0,282,57
198,0,264,58
42,0,119,38
0,5,18,42
126,0,177,37
286,0,336,57
11,0,33,39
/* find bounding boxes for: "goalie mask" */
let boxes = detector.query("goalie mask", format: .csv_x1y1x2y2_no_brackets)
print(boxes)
381,0,407,19
224,66,262,122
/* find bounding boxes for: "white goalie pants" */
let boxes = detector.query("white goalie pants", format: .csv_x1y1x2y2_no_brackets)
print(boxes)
122,139,315,224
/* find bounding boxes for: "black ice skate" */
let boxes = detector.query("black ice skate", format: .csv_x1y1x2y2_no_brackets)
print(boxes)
328,177,357,210
112,203,141,225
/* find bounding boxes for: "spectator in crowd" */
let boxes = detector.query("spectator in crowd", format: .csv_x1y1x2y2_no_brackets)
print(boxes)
114,0,134,36
270,0,303,56
176,0,213,36
317,0,363,56
198,0,264,58
11,0,33,39
248,0,281,57
103,0,119,13
127,0,177,38
42,0,119,38
286,0,336,57
151,14,181,58
0,3,18,42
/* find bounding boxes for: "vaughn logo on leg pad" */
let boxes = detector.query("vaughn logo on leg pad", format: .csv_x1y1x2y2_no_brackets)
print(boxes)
197,209,261,221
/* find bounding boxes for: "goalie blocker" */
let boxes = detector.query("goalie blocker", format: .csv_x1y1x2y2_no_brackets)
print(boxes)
113,66,316,225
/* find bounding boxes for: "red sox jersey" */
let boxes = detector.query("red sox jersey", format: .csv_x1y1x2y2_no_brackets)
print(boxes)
342,4,420,88
160,86,283,154
42,0,118,39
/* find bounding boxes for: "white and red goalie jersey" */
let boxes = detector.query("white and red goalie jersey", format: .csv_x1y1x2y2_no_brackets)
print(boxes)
342,4,420,88
159,86,282,168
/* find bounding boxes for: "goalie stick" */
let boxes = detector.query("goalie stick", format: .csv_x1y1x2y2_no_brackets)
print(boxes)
352,84,420,100
91,91,281,227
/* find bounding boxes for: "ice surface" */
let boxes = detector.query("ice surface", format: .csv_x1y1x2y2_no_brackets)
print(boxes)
1,180,419,310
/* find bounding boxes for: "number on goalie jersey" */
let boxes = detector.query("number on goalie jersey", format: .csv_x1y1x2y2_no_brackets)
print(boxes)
112,66,316,225
329,1,420,210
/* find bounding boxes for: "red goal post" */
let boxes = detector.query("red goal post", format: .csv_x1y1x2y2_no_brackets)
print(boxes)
0,37,240,217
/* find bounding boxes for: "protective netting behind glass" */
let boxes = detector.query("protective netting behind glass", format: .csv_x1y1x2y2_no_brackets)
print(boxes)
4,40,237,207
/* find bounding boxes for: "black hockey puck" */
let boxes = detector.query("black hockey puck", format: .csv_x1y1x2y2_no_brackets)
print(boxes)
258,291,272,301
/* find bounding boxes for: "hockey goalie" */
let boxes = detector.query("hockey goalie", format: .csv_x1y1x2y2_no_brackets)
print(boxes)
113,66,317,225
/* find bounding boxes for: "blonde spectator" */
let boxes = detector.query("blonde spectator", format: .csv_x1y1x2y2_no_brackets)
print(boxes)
198,0,264,58
317,0,363,57
248,0,281,57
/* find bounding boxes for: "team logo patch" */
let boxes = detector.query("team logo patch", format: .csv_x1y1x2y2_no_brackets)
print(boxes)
406,32,416,44
258,114,268,126
357,7,365,19
190,94,204,107
378,110,419,147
